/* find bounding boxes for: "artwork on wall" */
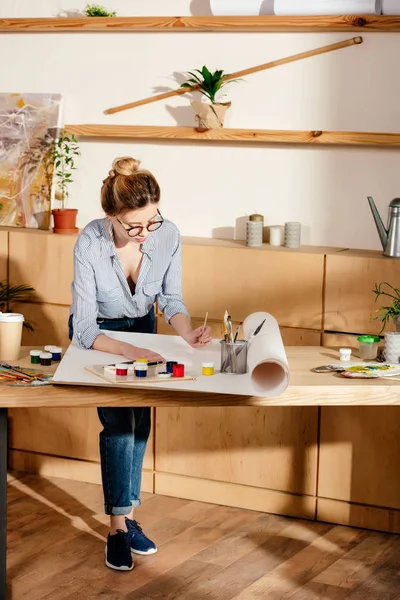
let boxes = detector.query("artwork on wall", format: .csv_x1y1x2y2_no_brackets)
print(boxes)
0,93,63,229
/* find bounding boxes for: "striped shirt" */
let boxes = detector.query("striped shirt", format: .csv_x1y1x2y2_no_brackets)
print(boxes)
71,217,189,349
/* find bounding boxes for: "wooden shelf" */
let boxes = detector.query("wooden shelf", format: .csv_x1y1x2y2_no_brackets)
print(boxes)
64,124,400,147
1,15,400,33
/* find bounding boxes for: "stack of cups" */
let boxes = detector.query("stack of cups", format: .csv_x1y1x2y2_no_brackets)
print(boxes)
284,222,301,248
0,313,24,360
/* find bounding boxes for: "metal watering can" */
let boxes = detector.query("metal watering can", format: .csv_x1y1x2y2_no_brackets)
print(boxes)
368,196,400,258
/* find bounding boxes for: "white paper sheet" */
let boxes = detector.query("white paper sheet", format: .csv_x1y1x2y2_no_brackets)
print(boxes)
274,0,382,15
382,0,400,13
210,0,274,15
53,312,290,398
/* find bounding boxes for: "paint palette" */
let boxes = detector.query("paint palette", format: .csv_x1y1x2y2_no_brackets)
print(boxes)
339,364,400,379
85,363,196,385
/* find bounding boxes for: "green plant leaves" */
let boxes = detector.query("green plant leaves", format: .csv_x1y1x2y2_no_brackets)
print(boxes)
180,65,237,104
84,3,116,16
372,281,400,333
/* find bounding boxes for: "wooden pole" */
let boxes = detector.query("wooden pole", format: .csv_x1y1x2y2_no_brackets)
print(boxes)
104,36,363,115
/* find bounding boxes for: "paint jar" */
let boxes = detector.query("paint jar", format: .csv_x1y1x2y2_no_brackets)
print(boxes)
166,361,178,374
51,347,62,361
202,362,215,376
115,364,128,378
358,335,381,361
30,350,42,365
40,352,52,366
269,226,284,247
246,220,263,248
173,364,185,378
339,348,351,362
220,340,248,374
136,358,148,363
284,222,301,248
133,362,148,378
384,332,400,363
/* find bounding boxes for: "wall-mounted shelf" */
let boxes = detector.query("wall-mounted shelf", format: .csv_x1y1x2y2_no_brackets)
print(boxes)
1,15,400,33
64,124,400,147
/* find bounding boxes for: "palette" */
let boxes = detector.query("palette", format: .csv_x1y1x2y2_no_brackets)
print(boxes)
85,362,196,386
339,364,400,379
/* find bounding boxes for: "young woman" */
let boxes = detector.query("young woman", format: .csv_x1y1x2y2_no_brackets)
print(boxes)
69,156,212,572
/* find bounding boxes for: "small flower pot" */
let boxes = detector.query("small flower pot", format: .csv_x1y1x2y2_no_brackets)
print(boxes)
191,101,231,130
52,208,78,234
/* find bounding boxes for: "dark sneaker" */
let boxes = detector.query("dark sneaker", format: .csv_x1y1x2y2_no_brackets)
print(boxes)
126,519,157,555
105,529,134,571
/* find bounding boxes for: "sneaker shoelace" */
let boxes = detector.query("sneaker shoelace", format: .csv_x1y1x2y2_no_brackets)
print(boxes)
127,519,143,534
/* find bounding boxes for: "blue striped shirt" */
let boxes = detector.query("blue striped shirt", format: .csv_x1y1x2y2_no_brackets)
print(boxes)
71,217,189,349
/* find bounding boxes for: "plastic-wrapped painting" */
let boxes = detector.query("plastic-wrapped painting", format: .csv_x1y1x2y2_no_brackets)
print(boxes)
0,93,63,229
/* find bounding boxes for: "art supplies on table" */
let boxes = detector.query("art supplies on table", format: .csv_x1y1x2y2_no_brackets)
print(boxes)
313,363,400,379
85,360,195,386
0,363,52,386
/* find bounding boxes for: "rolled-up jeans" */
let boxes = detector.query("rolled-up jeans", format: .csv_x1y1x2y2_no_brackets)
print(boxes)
68,308,155,515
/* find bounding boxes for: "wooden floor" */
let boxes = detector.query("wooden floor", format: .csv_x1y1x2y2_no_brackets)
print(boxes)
7,473,400,600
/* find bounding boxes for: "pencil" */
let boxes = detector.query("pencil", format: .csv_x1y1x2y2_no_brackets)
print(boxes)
200,311,208,344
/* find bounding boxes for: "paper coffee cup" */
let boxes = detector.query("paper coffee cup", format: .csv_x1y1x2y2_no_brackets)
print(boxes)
0,313,24,361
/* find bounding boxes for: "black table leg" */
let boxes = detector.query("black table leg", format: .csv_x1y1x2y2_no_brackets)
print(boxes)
0,408,7,600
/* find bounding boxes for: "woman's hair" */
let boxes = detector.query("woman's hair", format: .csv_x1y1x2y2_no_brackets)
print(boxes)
101,156,160,216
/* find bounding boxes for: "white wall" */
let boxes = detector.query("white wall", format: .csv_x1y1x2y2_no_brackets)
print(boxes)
1,0,400,249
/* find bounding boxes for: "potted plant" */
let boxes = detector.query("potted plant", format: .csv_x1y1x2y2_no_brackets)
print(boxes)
52,130,80,234
372,282,400,333
0,281,35,331
180,66,240,130
84,3,116,16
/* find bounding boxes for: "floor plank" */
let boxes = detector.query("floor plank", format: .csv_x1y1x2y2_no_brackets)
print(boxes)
7,474,400,600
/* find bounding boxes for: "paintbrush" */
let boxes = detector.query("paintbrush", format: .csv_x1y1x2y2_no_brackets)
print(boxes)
246,318,267,343
200,311,208,344
0,363,44,382
233,323,242,343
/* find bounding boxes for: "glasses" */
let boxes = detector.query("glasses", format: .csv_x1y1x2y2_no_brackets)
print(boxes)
116,209,164,238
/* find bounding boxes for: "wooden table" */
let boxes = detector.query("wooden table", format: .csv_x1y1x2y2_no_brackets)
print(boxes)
2,346,400,600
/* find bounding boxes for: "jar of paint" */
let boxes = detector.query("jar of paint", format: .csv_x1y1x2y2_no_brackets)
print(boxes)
133,362,148,378
30,350,42,364
202,362,215,376
357,335,381,361
136,358,148,363
173,364,185,378
115,364,128,378
51,347,62,362
166,361,178,374
339,348,351,362
40,352,52,366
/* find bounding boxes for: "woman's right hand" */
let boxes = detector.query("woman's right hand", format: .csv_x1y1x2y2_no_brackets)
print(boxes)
121,343,165,363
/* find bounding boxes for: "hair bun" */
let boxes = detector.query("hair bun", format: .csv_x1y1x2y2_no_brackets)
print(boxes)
112,157,141,177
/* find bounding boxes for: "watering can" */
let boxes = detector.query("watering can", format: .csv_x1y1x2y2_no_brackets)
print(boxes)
368,196,400,258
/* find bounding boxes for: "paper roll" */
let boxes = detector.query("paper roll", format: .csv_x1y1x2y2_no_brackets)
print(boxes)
243,312,290,397
274,0,382,15
382,0,400,14
210,0,274,15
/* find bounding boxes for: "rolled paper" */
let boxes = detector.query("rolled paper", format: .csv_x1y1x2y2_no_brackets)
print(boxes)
243,312,290,397
210,0,274,15
274,0,382,14
382,0,400,14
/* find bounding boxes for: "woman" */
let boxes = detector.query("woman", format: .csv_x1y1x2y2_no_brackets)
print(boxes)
69,156,212,572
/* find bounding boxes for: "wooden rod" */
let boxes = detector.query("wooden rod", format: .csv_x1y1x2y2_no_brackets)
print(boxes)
1,15,400,33
64,125,400,147
104,36,363,115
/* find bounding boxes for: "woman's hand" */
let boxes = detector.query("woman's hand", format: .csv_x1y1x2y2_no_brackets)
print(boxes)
121,343,165,363
182,325,213,348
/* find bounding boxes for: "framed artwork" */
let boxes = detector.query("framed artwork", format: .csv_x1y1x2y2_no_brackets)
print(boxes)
0,93,63,229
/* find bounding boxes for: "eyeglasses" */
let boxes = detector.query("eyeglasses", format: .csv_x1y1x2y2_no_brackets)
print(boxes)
116,209,164,238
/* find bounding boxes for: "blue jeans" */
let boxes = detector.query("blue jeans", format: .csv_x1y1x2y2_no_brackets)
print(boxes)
68,308,155,515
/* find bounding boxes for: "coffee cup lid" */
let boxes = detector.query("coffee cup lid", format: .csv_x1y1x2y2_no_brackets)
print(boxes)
0,312,24,323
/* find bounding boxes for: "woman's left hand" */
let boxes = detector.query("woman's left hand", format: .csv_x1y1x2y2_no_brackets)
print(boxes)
183,325,213,348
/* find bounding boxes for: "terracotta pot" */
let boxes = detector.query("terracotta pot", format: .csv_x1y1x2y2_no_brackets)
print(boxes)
52,208,78,234
191,101,231,130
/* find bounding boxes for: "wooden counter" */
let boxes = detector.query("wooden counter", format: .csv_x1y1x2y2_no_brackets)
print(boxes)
2,346,400,408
